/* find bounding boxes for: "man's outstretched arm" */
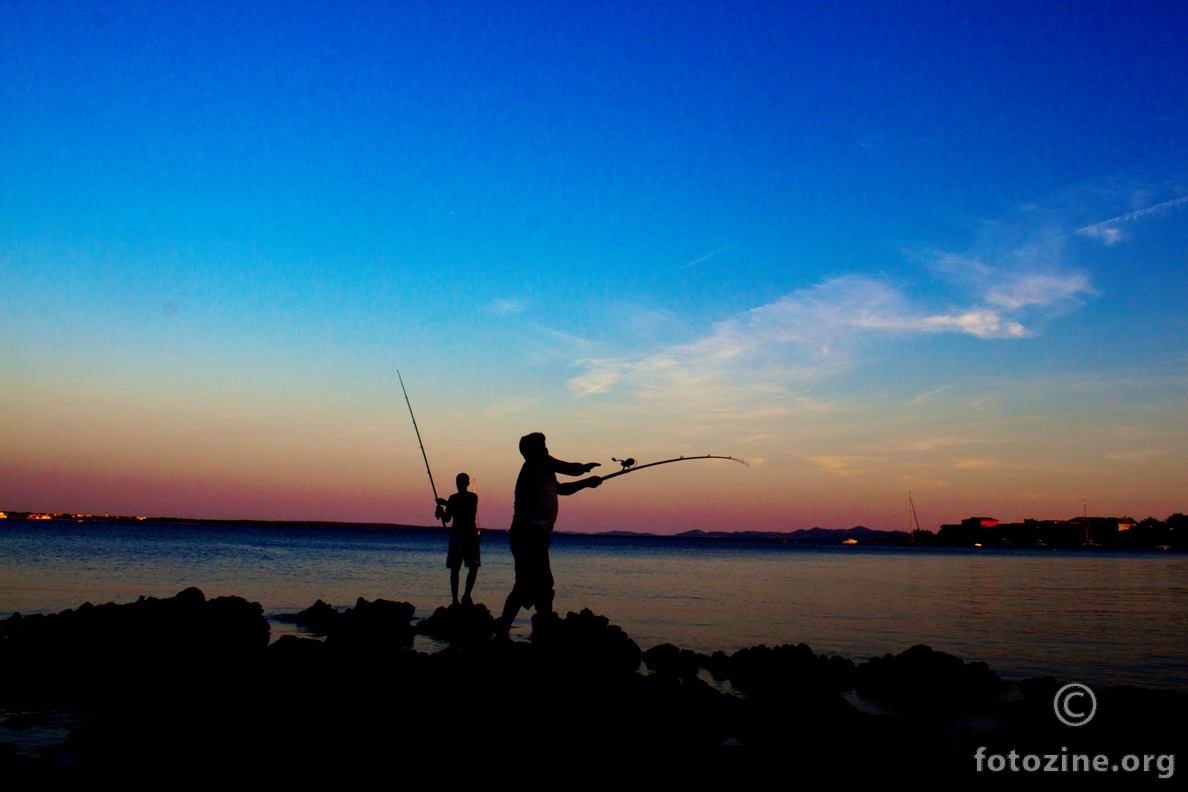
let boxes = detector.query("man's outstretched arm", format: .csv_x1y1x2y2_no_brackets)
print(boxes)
549,456,600,477
557,475,602,496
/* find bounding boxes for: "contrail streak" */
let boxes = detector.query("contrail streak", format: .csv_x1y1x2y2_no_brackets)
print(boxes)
1076,194,1188,238
679,243,735,270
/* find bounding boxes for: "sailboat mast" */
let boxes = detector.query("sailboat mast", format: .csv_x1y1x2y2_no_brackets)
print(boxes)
908,492,922,540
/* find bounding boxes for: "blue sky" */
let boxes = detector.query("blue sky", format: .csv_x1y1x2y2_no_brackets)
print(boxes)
3,1,1186,531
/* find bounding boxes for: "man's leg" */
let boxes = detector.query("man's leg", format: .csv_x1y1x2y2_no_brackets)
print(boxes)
532,530,555,618
498,589,521,633
497,529,525,636
537,550,554,617
449,563,461,605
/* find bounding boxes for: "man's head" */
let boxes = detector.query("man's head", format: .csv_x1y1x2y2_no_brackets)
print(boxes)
519,432,547,461
456,472,470,491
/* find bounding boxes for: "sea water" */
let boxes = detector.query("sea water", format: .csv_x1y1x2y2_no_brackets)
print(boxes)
1,520,1185,692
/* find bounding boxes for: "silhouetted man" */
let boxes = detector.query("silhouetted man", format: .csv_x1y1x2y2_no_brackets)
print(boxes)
436,472,480,606
496,432,600,636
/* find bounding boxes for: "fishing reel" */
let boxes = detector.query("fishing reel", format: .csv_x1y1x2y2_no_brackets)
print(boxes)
612,457,636,472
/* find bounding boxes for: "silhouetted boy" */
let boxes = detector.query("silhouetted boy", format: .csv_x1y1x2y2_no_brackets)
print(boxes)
437,472,480,606
496,432,601,636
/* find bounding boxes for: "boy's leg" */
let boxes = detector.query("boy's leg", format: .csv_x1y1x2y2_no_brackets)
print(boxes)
463,565,478,604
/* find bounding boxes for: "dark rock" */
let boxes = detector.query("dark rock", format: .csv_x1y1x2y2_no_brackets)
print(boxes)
705,643,862,749
854,644,1001,714
529,608,641,674
414,601,496,644
643,642,701,678
0,588,269,706
618,669,739,748
706,649,732,681
324,597,416,652
6,591,1182,782
713,642,852,695
822,652,856,689
266,634,329,662
272,599,340,634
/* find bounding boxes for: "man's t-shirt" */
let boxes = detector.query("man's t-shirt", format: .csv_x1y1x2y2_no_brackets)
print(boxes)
511,456,586,532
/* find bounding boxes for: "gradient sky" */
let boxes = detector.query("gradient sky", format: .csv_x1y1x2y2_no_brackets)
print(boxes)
3,2,1186,533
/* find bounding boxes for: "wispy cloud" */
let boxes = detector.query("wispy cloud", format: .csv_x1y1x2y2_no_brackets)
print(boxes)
1077,224,1124,245
568,362,625,396
568,253,1092,402
481,397,537,417
489,298,525,317
903,385,953,406
852,304,1027,339
569,275,893,398
953,458,1003,470
1105,449,1165,464
560,179,1149,431
985,272,1095,310
806,454,871,476
885,435,1024,453
916,232,1097,335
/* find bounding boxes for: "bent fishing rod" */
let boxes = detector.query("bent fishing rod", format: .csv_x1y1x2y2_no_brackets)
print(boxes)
598,454,748,482
397,371,448,528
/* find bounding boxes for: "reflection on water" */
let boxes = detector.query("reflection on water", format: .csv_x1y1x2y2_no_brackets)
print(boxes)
1,522,1185,691
552,535,1188,692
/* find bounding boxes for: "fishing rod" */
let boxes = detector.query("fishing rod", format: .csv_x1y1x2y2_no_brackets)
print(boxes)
599,454,748,481
397,371,447,528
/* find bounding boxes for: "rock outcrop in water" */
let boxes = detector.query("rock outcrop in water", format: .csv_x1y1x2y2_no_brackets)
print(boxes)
854,643,1000,713
1,589,1184,781
414,600,497,645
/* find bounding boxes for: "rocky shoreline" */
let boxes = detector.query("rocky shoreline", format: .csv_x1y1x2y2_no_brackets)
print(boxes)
2,588,1183,781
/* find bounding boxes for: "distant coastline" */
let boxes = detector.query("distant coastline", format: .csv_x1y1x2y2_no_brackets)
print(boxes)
0,511,435,532
3,509,1182,549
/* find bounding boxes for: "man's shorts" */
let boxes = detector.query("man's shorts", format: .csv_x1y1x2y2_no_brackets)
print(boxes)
508,523,553,609
446,532,481,569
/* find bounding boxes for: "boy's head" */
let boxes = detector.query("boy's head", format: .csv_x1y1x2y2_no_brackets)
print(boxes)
456,472,470,491
519,432,547,461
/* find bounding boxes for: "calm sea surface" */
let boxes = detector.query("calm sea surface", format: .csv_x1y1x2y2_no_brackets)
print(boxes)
2,521,1185,692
